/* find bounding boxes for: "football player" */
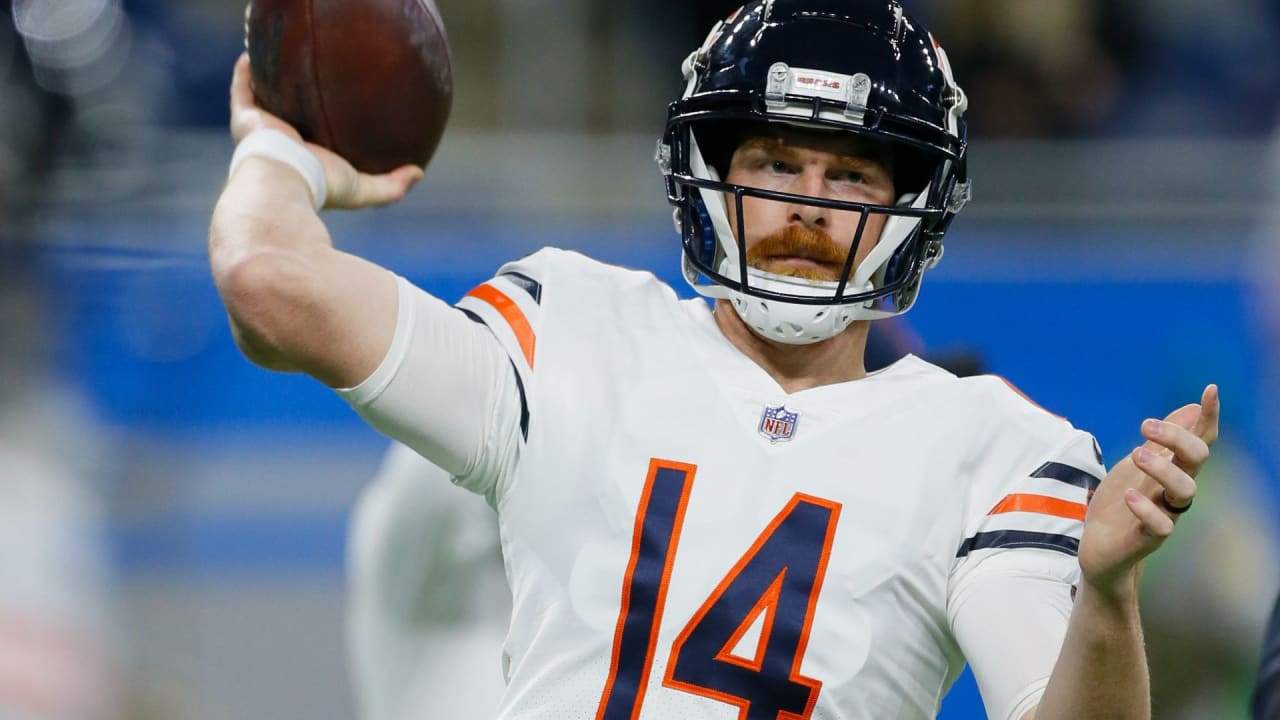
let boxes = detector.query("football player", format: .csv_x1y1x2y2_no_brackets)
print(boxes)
211,1,1220,718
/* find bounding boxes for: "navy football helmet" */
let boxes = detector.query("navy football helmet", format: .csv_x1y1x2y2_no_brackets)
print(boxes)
659,0,971,344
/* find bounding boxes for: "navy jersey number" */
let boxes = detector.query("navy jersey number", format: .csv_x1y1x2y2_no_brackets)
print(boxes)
596,459,842,720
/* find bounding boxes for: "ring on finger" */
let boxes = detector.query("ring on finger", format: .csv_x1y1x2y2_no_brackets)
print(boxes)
1158,491,1192,515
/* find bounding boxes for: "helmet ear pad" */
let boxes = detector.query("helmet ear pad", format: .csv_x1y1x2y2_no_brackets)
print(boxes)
691,192,719,264
881,236,913,290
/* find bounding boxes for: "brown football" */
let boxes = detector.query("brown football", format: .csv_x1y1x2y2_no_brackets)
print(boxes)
246,0,453,175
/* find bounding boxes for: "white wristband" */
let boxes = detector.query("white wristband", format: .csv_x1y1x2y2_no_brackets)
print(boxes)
229,128,328,210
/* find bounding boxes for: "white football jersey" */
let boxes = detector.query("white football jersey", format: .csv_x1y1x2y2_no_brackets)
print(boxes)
352,248,1106,720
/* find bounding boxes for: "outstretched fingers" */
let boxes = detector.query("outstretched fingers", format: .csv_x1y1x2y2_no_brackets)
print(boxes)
1141,416,1210,476
1130,384,1220,516
1193,384,1220,446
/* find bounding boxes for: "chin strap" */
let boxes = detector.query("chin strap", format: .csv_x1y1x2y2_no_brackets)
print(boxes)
721,260,873,345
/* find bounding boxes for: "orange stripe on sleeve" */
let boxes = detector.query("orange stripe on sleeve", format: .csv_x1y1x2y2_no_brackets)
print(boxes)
466,284,536,368
989,493,1087,521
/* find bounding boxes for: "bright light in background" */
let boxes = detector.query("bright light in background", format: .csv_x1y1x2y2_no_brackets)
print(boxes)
12,0,110,42
12,0,130,95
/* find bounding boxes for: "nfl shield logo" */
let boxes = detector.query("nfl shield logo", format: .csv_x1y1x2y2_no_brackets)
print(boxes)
758,404,799,443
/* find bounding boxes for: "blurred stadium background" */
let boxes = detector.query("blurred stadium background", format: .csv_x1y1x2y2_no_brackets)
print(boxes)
2,0,1279,718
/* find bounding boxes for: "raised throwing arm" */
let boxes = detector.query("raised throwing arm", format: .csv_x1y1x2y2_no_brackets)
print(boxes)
209,54,423,388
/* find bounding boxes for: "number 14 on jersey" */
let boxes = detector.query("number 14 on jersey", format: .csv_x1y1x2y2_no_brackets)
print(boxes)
596,459,843,720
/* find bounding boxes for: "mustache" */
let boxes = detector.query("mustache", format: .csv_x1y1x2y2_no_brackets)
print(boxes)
744,225,852,280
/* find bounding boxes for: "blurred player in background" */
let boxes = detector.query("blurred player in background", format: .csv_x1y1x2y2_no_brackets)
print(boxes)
0,1,122,717
212,1,1220,717
347,445,509,720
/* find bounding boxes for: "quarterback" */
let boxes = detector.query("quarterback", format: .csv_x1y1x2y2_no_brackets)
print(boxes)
209,1,1220,718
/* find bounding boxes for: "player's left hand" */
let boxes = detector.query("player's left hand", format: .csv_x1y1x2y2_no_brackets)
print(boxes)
1076,384,1220,602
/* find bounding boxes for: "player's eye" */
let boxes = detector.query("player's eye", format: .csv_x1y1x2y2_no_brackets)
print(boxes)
766,160,797,174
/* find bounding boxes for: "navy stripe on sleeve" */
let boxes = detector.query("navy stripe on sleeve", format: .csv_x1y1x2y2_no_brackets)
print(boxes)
955,530,1080,558
500,271,542,304
458,307,530,440
1031,462,1102,492
508,358,530,440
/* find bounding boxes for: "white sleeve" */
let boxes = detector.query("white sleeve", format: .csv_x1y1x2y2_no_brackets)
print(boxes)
335,276,523,503
948,551,1077,720
946,415,1104,720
